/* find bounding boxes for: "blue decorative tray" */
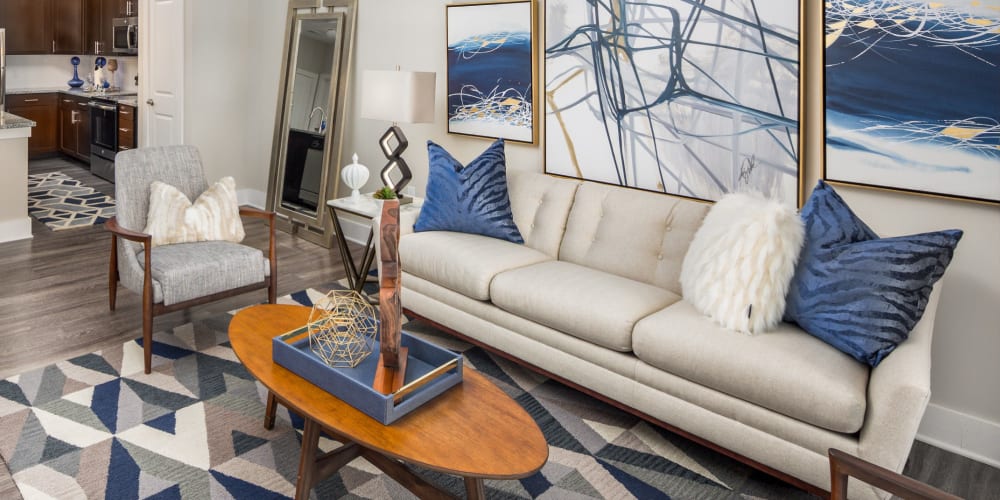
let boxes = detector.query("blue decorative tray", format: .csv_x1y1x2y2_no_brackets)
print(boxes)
272,326,463,425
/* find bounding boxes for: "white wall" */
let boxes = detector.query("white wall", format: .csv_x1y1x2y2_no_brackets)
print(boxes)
183,0,250,194
347,0,539,198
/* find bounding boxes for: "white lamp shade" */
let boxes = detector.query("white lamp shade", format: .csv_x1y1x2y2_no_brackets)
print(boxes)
360,70,436,124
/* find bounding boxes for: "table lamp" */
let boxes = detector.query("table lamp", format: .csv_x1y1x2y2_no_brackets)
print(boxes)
360,69,436,198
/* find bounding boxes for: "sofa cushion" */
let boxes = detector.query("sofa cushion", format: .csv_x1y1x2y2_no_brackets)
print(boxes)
399,231,551,301
507,172,581,257
138,241,268,306
784,181,962,367
633,300,870,433
559,182,709,296
491,261,679,352
414,140,523,243
680,192,804,334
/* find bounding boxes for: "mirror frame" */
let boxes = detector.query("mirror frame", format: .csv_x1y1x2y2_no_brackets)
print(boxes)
267,0,358,248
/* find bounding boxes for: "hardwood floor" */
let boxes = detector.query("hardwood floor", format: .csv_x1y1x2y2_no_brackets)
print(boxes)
1,157,997,499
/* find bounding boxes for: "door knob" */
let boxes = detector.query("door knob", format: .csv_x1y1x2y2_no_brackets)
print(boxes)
146,99,155,106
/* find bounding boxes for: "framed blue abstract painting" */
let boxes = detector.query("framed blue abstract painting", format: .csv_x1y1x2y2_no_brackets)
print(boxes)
544,0,802,207
824,0,1000,205
446,0,537,144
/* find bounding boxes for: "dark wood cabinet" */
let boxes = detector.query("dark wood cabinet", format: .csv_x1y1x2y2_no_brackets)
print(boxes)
58,95,92,161
7,94,59,159
0,0,87,54
0,0,52,54
52,0,85,54
118,104,136,151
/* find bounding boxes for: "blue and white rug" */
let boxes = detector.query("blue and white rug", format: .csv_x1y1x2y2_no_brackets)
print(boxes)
27,172,116,231
0,285,815,499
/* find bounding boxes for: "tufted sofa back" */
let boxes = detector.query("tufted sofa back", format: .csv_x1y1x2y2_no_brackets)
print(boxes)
558,182,710,296
507,172,581,257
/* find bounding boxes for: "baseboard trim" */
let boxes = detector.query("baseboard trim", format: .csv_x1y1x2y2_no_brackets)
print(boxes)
917,403,1000,469
237,189,267,210
0,217,33,243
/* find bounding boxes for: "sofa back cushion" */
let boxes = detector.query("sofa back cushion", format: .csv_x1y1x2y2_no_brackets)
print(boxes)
507,172,581,257
559,182,710,295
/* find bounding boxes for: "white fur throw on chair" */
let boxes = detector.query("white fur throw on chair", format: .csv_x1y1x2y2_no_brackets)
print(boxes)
144,176,246,247
680,192,804,334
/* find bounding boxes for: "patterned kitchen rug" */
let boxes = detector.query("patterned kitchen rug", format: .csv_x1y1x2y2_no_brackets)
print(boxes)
0,286,815,499
27,172,116,231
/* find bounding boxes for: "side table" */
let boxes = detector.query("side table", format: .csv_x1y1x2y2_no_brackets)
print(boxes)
326,195,422,293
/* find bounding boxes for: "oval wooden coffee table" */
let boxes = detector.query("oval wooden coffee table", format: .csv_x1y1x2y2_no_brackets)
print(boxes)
229,304,548,500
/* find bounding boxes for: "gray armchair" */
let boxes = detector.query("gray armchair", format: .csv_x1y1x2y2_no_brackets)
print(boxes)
107,145,277,374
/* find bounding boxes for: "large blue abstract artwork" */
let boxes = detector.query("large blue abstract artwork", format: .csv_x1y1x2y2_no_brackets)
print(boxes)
544,0,801,206
447,1,536,143
824,0,1000,204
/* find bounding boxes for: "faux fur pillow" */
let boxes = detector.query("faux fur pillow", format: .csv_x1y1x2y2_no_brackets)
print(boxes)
144,176,245,247
680,192,804,334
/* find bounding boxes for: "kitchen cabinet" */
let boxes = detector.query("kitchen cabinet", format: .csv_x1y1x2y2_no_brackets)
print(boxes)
0,0,51,54
58,95,91,161
0,0,85,54
118,104,136,151
86,0,134,55
6,94,59,159
52,0,86,54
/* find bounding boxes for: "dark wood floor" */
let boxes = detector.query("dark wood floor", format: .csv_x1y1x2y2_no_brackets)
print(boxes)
0,157,997,499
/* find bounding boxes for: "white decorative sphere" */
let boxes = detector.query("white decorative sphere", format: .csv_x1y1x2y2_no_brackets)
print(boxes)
342,153,369,202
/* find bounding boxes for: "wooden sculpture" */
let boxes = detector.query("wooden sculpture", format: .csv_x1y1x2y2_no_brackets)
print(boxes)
374,199,407,394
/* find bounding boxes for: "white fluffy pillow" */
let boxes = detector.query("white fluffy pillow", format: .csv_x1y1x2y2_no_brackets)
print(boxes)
144,176,245,247
680,192,804,334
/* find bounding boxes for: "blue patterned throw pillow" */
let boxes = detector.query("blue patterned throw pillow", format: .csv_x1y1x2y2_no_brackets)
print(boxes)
784,181,962,367
414,139,523,243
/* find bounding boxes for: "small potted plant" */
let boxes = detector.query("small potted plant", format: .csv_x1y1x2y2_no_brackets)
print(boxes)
373,186,397,200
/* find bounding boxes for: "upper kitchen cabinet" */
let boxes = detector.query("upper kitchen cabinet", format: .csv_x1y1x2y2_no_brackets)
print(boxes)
0,0,86,54
87,0,135,55
0,0,52,54
53,0,86,54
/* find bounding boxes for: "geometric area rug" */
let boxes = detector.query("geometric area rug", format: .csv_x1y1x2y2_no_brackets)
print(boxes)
27,172,116,231
0,286,816,499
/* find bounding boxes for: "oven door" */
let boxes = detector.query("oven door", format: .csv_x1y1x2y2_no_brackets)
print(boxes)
90,101,118,151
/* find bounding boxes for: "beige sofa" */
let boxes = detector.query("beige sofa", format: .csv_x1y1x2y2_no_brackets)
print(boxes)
394,172,937,499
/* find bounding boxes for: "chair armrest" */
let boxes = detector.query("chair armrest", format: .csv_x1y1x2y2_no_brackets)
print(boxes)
829,448,959,500
239,206,275,222
858,283,942,472
105,217,151,245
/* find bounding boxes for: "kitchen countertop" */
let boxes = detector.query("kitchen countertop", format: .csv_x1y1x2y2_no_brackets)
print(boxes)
0,112,36,130
8,87,138,100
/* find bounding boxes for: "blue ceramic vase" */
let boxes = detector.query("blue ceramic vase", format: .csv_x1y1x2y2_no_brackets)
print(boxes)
68,57,84,88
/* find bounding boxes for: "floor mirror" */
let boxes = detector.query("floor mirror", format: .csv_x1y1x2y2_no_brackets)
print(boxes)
267,0,357,247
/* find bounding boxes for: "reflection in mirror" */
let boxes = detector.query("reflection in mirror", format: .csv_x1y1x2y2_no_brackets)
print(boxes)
281,17,340,215
267,1,356,249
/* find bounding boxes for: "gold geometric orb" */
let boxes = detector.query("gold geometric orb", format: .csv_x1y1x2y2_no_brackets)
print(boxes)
308,290,377,368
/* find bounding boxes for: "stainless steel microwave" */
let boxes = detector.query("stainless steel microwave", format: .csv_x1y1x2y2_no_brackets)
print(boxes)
112,17,138,55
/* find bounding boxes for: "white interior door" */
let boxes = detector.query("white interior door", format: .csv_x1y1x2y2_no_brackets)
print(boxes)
141,0,184,147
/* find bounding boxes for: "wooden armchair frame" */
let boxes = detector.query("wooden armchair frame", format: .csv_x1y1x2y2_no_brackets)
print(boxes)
108,206,278,374
829,448,961,500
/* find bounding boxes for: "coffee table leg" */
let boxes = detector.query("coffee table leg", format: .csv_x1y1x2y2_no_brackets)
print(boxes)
264,391,277,430
295,418,321,500
465,477,486,500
